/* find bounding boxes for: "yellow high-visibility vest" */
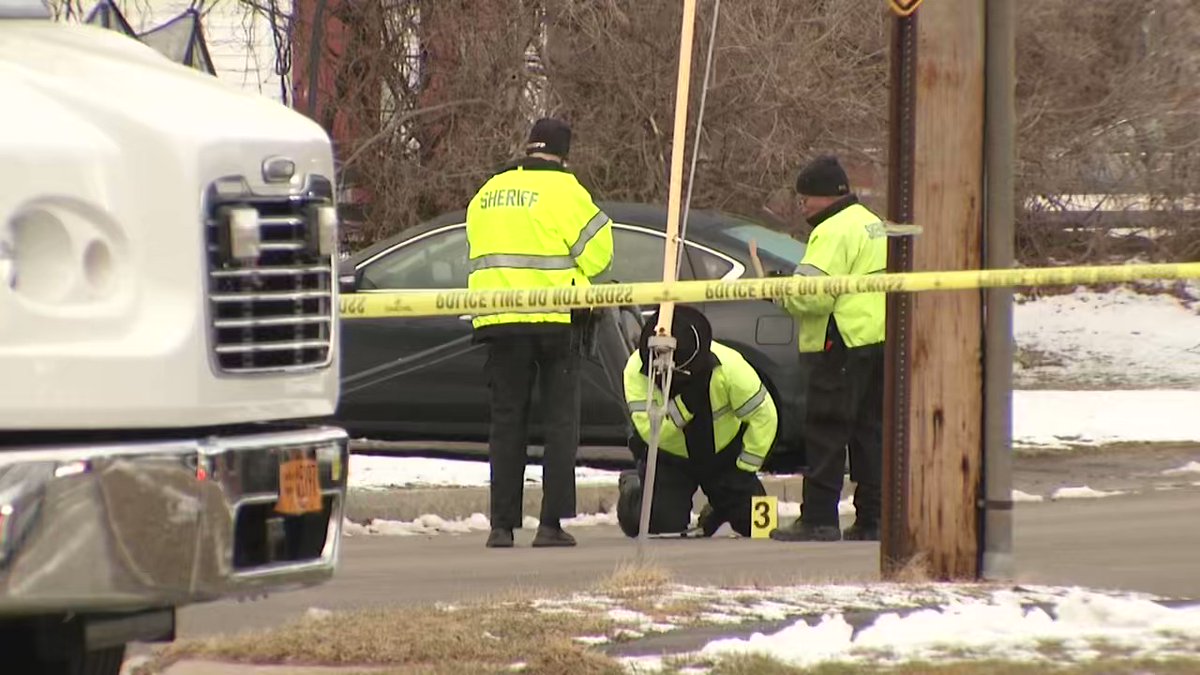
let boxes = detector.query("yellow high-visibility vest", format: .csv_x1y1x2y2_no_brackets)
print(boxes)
624,342,777,472
781,202,887,352
466,164,613,330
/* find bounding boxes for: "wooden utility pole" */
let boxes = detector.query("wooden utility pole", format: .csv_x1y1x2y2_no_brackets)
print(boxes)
882,0,987,580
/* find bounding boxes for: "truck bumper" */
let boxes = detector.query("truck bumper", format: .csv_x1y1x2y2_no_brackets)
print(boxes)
0,426,348,614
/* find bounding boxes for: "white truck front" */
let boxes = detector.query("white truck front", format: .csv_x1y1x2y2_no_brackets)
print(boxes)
0,2,348,671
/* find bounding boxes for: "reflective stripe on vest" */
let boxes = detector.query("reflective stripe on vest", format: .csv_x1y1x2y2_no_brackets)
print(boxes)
469,253,576,272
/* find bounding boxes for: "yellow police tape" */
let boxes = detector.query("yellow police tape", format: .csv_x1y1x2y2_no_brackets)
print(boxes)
338,262,1200,319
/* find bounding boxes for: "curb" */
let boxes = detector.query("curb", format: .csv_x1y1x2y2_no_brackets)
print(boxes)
345,476,808,522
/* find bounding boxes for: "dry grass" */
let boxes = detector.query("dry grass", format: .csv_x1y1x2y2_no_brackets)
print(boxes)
597,559,673,596
135,564,696,674
886,553,933,584
137,600,622,675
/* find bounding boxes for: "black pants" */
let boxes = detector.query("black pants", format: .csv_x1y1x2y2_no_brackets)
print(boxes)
484,330,581,529
800,342,884,527
618,440,767,537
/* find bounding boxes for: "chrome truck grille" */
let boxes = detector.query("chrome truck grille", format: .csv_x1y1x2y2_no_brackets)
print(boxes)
204,176,337,374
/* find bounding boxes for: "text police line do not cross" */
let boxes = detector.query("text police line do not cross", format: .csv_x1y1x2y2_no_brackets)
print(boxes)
338,262,1200,320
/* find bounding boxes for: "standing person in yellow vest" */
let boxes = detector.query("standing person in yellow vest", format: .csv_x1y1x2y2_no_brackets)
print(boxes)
752,155,887,542
616,305,777,538
466,118,614,549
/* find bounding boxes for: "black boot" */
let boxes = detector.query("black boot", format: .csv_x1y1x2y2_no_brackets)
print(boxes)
769,518,842,542
485,528,514,548
616,470,642,538
842,521,880,541
532,524,577,547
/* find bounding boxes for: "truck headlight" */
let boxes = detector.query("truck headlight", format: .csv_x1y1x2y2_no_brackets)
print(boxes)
307,204,338,257
220,206,261,263
5,201,126,304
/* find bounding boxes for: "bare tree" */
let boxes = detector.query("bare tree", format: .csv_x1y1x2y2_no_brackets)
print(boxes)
45,0,1200,266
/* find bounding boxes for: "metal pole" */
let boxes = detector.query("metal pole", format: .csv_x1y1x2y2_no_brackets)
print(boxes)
881,7,919,579
981,0,1016,581
636,336,676,560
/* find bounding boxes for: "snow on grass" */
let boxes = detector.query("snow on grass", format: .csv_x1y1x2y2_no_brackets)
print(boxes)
344,507,619,537
1014,287,1200,390
1163,461,1200,476
606,583,1200,672
546,582,1152,636
608,609,654,624
1049,486,1126,500
1014,389,1200,449
684,589,1200,671
348,455,620,490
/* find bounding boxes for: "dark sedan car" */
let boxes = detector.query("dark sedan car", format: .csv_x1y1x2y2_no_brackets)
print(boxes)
334,202,812,472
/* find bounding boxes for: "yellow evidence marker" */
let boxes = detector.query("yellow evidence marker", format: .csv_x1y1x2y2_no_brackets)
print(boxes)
750,495,779,538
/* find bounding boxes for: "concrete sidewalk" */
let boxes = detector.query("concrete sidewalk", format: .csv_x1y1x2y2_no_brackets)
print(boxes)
345,476,808,522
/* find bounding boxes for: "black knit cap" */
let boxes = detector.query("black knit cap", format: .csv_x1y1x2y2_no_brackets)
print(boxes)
525,117,571,158
636,305,714,376
795,154,850,197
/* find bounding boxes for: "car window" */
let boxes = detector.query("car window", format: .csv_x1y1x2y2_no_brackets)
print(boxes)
723,223,806,269
359,226,468,290
595,226,697,283
686,247,735,279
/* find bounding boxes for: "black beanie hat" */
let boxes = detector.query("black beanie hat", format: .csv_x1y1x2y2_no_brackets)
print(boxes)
795,155,850,197
525,117,571,158
636,305,714,376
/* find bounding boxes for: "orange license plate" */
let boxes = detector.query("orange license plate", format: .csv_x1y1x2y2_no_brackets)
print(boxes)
276,458,322,515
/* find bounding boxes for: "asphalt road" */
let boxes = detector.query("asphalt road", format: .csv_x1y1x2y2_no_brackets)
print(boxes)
174,486,1200,640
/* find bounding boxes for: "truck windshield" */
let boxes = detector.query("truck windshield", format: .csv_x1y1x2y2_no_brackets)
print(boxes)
0,0,48,18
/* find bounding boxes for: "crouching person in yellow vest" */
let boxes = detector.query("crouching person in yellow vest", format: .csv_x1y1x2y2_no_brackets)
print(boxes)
616,305,777,538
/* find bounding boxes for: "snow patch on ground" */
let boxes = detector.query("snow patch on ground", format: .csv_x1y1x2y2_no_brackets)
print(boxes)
779,499,855,519
1049,486,1127,500
558,582,1150,633
343,508,619,537
349,455,619,489
1014,288,1200,389
610,584,1199,672
685,590,1200,671
303,607,334,622
1013,390,1200,448
609,609,654,624
1012,489,1045,503
1163,461,1200,476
